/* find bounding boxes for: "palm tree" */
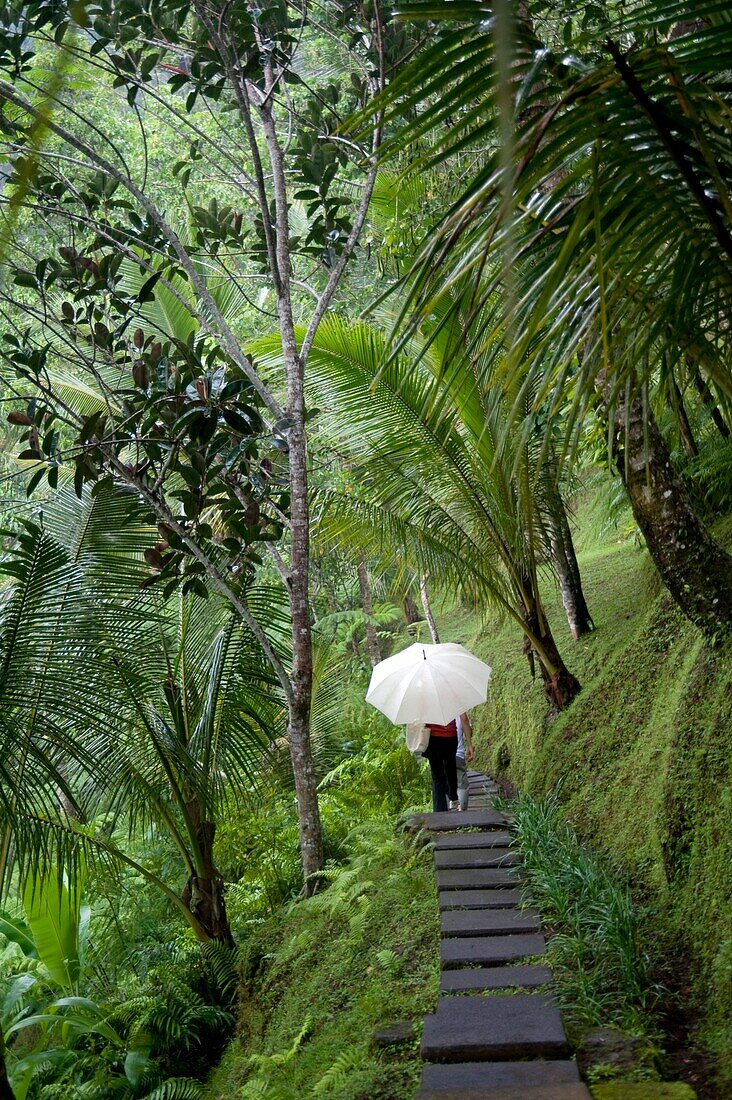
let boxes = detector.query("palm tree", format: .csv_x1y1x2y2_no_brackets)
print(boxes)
360,0,732,635
255,313,581,708
0,485,286,946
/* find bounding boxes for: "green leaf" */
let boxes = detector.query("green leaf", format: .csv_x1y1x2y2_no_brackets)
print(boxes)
23,866,86,988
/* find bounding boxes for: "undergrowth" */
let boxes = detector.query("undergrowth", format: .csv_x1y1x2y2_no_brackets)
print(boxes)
206,821,439,1100
502,789,660,1046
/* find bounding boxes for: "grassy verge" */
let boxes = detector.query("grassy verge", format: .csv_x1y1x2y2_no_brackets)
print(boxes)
502,788,663,1084
205,821,439,1100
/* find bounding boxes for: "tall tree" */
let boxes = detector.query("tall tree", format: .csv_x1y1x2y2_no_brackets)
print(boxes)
543,476,594,641
356,553,382,666
0,0,398,887
613,385,732,635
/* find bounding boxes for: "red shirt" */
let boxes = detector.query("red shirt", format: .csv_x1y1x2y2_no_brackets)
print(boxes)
426,720,457,737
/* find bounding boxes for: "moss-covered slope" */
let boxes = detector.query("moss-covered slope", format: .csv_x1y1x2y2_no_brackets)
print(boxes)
206,825,439,1100
461,529,732,1093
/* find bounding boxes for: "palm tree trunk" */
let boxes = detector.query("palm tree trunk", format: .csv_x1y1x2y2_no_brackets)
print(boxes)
545,484,594,640
420,574,441,643
691,366,730,441
182,817,234,946
517,571,582,710
667,374,698,459
615,386,732,635
356,554,381,667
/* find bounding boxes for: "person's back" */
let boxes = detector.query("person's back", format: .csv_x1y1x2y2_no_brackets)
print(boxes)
424,720,459,811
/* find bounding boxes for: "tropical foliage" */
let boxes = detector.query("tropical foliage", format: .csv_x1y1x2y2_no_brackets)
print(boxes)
0,0,729,1096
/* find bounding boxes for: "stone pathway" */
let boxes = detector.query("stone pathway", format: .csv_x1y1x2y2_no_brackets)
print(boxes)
410,771,592,1099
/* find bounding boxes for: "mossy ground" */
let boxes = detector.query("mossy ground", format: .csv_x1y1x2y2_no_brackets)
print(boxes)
591,1085,698,1100
205,824,439,1100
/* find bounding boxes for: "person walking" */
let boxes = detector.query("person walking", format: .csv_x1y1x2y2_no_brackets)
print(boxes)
423,712,474,811
423,718,458,811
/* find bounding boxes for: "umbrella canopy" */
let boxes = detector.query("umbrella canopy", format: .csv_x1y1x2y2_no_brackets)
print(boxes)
366,642,491,725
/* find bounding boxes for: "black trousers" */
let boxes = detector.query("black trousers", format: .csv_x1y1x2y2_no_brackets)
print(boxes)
423,735,458,811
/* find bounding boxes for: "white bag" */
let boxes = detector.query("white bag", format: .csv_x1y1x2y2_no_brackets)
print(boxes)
405,722,430,753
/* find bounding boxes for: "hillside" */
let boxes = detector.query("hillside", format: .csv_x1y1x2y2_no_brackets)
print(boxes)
458,510,732,1096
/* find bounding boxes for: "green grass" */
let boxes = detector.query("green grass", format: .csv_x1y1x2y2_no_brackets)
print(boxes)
205,822,439,1100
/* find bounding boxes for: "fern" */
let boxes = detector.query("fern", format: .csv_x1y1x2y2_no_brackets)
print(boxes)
200,941,240,1004
140,1079,204,1100
312,1048,366,1096
246,1017,311,1073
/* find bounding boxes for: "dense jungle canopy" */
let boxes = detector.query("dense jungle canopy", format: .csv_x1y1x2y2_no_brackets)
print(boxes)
0,1,730,1097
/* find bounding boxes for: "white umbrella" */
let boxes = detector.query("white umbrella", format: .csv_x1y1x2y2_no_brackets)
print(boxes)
366,642,491,725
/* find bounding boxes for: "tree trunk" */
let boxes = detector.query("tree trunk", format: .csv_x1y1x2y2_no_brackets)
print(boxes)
517,570,582,710
356,554,381,667
285,408,323,890
182,819,234,946
0,1034,15,1100
545,483,595,640
259,91,324,893
667,374,698,459
420,573,441,643
403,591,420,625
615,386,732,635
691,366,730,441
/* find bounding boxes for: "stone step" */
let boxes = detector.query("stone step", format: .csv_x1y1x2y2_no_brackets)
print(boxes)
435,848,521,870
441,933,546,967
409,810,508,832
436,868,523,890
419,1060,581,1091
441,964,552,992
418,1086,592,1100
434,831,512,850
441,908,540,937
421,994,568,1062
439,889,524,910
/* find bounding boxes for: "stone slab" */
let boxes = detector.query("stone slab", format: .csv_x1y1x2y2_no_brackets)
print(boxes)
418,1087,592,1100
420,1060,580,1090
436,868,522,890
435,848,520,870
441,964,552,991
439,889,524,910
434,831,512,850
371,1020,415,1046
441,933,546,967
421,994,568,1061
441,908,540,937
409,810,508,832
